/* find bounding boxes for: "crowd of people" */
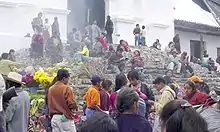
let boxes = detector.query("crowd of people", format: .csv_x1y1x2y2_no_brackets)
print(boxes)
1,11,220,132
38,69,219,132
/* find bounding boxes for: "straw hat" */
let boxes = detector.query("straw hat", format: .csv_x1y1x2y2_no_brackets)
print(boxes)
5,72,25,85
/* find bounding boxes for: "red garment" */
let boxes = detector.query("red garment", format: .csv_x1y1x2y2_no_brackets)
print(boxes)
123,41,130,52
186,91,209,106
109,91,117,114
32,34,44,44
136,88,148,100
99,36,108,49
100,89,110,111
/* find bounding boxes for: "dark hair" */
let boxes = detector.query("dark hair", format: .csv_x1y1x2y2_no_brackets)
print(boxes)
142,26,145,29
153,77,165,85
127,70,139,80
6,80,21,89
54,17,58,20
160,100,208,132
119,40,124,45
102,79,112,91
182,52,187,56
185,81,196,90
136,24,139,26
134,50,140,56
116,88,139,113
109,45,114,51
115,74,127,91
168,42,174,47
163,75,172,85
116,48,123,53
79,112,118,132
9,49,15,54
57,69,70,81
1,53,9,59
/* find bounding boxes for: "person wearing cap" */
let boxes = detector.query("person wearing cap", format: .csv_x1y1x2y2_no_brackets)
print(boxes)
4,72,30,132
189,76,210,94
167,50,181,74
83,75,103,118
48,69,78,132
200,87,220,132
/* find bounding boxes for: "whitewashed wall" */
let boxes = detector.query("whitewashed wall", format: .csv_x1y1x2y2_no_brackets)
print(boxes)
0,0,69,54
175,30,220,60
0,0,175,53
107,0,175,48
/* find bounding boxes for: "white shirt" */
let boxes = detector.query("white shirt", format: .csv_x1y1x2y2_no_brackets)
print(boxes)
0,74,6,111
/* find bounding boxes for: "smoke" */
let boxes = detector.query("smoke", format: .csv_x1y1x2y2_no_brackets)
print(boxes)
67,0,87,32
67,0,106,32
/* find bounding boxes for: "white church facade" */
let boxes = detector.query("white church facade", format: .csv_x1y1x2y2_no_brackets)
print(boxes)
0,0,175,53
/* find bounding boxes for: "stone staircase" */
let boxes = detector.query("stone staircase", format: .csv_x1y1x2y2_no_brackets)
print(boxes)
71,46,220,102
15,46,220,103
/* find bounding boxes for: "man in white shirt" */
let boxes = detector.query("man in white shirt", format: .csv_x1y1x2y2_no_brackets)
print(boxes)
141,26,146,46
167,51,181,74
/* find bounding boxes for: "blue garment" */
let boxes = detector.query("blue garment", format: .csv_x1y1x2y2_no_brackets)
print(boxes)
135,35,141,46
138,98,146,117
5,89,30,132
117,114,152,132
85,108,96,118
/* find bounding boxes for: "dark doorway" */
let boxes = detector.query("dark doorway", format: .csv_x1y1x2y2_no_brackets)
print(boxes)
85,0,105,28
190,40,203,59
67,0,87,32
67,0,105,33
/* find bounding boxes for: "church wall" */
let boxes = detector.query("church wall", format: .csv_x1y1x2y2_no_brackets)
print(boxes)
0,0,175,53
107,0,175,48
0,0,69,53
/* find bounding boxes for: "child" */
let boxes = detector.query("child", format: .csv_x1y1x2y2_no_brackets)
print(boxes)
100,79,112,112
83,75,103,118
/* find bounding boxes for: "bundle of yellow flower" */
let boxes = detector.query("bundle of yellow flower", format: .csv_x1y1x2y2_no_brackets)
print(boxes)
33,69,57,87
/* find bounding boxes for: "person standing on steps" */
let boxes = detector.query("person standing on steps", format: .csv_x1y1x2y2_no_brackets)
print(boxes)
133,24,141,46
173,34,181,53
105,16,114,44
140,26,146,46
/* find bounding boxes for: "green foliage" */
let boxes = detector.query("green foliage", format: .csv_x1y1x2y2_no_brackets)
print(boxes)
29,93,45,116
29,93,45,101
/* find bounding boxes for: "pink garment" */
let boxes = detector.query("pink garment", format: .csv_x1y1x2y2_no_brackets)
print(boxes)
135,88,148,100
99,36,108,49
109,91,118,114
